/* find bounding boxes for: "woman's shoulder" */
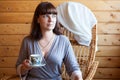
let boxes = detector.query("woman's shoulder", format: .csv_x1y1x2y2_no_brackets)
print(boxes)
22,36,33,43
58,35,68,39
57,35,70,42
23,36,30,40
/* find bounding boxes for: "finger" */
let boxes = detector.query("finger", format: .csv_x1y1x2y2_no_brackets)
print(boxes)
25,59,30,63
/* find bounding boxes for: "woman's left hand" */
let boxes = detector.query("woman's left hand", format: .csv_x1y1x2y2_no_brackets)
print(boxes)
74,75,83,80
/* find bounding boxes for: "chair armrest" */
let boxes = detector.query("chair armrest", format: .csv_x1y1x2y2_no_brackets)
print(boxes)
85,61,99,80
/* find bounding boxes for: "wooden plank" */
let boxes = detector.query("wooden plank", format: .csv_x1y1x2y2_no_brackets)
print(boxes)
44,0,120,11
1,0,120,12
0,24,96,35
0,35,119,46
0,56,120,68
0,1,40,12
0,68,120,79
0,0,120,12
0,1,69,12
0,12,120,23
96,57,120,68
98,35,120,46
0,35,26,46
0,23,120,34
0,46,20,57
95,68,120,78
0,68,16,76
0,13,33,23
36,0,70,9
0,23,119,34
0,46,120,57
95,12,120,23
70,0,120,11
97,23,120,34
0,24,30,34
96,46,120,57
0,57,17,67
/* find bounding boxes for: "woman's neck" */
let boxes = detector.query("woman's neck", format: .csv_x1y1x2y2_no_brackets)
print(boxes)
41,31,54,41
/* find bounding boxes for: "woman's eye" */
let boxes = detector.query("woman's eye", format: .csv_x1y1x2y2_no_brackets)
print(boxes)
52,14,56,18
42,14,56,18
42,14,48,18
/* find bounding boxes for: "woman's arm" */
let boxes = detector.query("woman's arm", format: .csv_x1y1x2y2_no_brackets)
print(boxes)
63,37,83,80
16,37,31,76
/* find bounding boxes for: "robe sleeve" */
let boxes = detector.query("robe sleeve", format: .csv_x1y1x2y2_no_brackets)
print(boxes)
63,39,82,76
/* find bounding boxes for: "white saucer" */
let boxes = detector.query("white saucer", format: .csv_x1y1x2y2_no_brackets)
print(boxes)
30,64,46,67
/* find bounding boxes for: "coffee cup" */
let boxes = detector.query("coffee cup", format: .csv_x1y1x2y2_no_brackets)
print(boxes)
30,54,42,67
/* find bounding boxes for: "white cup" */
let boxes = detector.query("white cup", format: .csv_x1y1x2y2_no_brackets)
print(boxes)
30,54,42,67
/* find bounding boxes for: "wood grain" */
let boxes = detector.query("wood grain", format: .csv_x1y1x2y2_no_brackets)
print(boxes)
0,56,120,68
0,0,120,80
0,12,120,23
96,46,120,57
0,67,120,79
0,0,120,12
0,23,120,34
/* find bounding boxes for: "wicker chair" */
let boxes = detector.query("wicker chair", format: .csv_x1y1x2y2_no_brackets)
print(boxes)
61,24,99,80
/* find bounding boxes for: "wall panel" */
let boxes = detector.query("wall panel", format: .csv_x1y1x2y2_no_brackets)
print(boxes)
0,0,120,80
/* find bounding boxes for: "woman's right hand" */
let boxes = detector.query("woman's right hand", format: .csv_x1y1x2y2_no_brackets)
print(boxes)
21,59,32,72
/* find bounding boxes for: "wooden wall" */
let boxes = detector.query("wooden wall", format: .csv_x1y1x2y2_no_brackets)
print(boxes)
0,0,120,80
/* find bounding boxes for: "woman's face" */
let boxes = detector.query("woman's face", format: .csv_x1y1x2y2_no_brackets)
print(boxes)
38,14,57,32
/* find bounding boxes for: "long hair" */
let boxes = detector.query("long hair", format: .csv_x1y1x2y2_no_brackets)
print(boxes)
29,2,62,41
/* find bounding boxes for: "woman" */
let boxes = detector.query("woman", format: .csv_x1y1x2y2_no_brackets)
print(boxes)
16,2,83,80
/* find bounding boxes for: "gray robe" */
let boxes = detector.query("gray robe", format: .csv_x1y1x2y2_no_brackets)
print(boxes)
16,35,80,80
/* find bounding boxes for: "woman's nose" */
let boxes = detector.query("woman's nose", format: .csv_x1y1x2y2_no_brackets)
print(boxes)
48,16,52,22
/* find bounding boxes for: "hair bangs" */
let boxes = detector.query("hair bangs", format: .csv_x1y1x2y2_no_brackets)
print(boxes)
40,3,57,15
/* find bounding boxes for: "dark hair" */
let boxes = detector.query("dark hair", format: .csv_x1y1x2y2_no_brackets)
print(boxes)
29,2,62,41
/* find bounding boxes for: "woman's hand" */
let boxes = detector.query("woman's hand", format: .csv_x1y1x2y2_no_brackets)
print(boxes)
21,59,32,74
71,71,83,80
74,75,83,80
